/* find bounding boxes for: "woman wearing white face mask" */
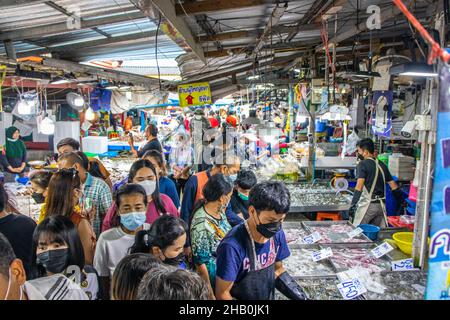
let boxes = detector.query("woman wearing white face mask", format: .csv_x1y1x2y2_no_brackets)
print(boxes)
101,160,179,232
94,184,150,299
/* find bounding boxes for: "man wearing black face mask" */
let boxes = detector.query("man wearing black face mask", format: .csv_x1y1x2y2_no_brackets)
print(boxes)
215,182,308,300
350,138,403,227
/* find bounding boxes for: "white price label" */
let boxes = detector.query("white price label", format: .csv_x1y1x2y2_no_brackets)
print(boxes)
391,258,418,271
347,227,364,239
311,247,333,262
337,278,367,300
371,242,394,258
302,232,322,244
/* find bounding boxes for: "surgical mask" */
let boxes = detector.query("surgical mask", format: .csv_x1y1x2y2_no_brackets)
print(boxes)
32,192,45,204
36,248,69,274
194,115,202,120
120,211,147,231
255,214,282,238
238,192,249,201
227,174,237,183
163,251,185,267
4,268,23,301
138,180,156,196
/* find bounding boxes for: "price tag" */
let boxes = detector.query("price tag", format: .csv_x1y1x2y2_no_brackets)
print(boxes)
371,242,394,259
302,232,321,244
391,258,418,271
337,278,367,300
347,227,364,239
311,247,333,262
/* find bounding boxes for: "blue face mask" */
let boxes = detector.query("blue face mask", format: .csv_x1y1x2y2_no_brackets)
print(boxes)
228,174,237,183
120,211,146,231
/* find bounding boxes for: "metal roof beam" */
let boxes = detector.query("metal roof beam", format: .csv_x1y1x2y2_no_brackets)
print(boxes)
0,12,144,41
315,5,402,52
285,0,329,42
16,31,164,57
148,0,206,63
175,0,273,16
253,2,287,55
43,1,112,39
0,0,46,7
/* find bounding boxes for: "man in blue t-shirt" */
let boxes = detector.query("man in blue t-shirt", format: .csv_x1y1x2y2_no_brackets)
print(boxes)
215,181,308,300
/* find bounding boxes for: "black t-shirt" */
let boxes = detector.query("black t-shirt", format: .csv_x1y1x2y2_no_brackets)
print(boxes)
230,190,250,220
356,159,393,198
137,138,163,158
0,214,36,277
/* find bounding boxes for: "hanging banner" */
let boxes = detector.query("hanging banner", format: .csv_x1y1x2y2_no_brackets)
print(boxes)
177,82,212,108
426,66,450,300
371,90,393,138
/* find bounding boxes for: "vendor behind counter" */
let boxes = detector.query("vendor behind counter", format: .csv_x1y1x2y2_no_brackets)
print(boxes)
1,126,27,182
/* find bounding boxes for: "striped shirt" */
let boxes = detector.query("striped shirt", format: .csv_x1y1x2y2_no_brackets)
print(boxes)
83,173,113,237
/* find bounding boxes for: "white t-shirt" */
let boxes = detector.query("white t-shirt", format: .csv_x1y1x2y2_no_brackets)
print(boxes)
93,224,149,278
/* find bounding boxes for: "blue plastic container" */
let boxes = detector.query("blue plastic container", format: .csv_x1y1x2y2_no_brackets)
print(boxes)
16,177,29,185
358,224,380,241
315,120,327,132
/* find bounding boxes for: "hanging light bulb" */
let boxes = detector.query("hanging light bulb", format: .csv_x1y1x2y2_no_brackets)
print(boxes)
40,116,55,135
17,99,32,115
85,107,96,121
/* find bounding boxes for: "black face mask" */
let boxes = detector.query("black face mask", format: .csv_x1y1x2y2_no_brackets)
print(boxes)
36,248,69,274
255,214,282,239
32,192,45,204
163,251,185,267
357,154,365,161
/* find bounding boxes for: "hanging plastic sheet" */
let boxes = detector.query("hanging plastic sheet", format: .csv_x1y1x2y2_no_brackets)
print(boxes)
371,91,393,138
90,88,111,112
110,91,130,114
426,66,450,300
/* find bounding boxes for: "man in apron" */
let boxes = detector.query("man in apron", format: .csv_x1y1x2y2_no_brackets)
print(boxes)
215,181,308,300
350,138,403,227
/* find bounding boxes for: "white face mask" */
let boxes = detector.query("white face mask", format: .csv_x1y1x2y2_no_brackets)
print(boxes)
138,180,156,196
194,115,202,120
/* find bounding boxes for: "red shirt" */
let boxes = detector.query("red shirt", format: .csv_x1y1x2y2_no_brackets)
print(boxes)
208,117,219,128
184,119,190,132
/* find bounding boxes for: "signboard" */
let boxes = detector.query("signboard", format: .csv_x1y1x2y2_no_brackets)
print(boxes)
371,90,393,138
178,82,212,108
426,66,450,300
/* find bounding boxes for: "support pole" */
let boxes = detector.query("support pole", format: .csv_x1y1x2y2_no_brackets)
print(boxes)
3,40,16,60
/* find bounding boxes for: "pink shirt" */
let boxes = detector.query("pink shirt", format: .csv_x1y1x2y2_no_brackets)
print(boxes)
102,194,179,232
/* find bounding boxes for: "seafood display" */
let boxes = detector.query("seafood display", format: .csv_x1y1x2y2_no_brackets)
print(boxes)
364,271,427,300
295,278,345,300
284,182,334,194
284,227,309,245
289,192,351,212
329,247,391,273
306,224,370,244
283,247,336,277
102,158,136,186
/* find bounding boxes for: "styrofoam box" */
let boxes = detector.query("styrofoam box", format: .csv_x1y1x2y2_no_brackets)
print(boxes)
82,136,108,155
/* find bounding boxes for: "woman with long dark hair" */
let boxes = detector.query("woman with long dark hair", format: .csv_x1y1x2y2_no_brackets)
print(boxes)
41,168,96,265
190,174,233,299
30,215,99,300
102,159,179,231
130,215,188,269
143,149,180,208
